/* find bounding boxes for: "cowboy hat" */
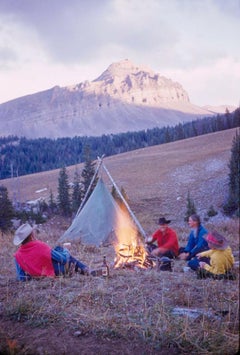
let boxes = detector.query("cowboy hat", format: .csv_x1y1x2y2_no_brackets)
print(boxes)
205,231,228,250
158,217,171,225
13,223,33,246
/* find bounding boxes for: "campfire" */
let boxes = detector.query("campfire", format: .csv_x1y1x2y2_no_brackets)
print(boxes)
113,212,153,269
114,242,153,269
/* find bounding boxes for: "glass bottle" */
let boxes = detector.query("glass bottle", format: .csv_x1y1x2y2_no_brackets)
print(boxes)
102,256,109,277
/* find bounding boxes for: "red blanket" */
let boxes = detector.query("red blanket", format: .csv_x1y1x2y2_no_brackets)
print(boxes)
14,240,55,277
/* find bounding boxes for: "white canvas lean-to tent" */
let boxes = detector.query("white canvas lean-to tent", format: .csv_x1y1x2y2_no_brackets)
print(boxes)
58,158,146,247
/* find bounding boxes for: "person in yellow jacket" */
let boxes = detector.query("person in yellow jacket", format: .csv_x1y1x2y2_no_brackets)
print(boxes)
196,230,235,280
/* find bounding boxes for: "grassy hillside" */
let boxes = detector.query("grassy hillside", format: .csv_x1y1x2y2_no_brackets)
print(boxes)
2,128,237,229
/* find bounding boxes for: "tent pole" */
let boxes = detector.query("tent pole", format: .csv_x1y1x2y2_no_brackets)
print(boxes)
74,155,104,218
102,162,147,240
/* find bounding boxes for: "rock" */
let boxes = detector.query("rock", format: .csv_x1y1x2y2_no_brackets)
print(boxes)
0,59,214,139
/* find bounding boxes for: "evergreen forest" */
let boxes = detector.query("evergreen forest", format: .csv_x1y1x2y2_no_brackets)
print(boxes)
0,108,239,180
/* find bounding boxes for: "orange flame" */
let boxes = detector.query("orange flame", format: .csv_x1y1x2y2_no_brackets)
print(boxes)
114,209,147,268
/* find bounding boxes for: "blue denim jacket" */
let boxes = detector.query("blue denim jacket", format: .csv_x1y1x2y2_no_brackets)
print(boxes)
184,224,209,259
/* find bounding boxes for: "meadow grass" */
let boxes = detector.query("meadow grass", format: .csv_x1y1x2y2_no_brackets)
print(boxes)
0,219,239,354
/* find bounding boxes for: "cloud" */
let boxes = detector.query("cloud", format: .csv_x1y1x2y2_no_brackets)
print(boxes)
0,0,239,105
0,0,114,64
164,56,240,106
0,0,238,67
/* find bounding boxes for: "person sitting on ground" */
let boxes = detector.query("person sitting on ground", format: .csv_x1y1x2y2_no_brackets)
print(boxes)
178,214,209,270
146,217,179,260
13,223,90,281
196,230,235,280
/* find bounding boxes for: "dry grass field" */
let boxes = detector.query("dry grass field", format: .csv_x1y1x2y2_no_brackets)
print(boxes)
0,128,239,354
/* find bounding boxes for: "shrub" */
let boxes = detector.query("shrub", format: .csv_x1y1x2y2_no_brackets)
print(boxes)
207,205,218,217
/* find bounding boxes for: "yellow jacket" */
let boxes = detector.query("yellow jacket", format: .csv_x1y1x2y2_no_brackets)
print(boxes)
199,246,234,275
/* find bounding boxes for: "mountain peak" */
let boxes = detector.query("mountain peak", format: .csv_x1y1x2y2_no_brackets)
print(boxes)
90,58,190,106
94,59,154,82
0,60,215,139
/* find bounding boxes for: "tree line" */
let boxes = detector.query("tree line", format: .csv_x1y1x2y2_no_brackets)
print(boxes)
1,128,239,235
0,108,239,180
0,146,97,234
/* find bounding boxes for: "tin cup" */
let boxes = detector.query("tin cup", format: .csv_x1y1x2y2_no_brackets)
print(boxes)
63,242,72,251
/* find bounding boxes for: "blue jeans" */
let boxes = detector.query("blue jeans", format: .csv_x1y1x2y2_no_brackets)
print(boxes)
187,256,210,271
52,246,88,276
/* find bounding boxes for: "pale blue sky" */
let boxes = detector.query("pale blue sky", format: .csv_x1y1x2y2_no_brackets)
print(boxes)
0,0,239,106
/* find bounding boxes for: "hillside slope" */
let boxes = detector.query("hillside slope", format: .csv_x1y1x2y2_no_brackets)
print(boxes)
2,128,237,230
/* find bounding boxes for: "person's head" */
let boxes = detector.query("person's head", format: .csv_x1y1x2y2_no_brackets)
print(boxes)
205,230,228,250
158,217,171,232
188,214,201,228
13,223,34,246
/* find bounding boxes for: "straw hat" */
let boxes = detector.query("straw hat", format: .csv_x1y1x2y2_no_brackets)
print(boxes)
13,223,33,246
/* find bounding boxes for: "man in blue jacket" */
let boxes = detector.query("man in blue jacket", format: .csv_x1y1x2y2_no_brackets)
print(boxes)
178,214,209,270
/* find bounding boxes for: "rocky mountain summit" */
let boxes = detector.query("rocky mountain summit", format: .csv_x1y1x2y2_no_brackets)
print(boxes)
0,59,217,138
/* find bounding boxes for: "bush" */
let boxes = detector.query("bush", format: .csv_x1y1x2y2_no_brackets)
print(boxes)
207,205,218,217
184,191,197,222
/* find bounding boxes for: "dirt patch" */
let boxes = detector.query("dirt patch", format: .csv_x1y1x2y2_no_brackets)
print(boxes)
1,318,165,355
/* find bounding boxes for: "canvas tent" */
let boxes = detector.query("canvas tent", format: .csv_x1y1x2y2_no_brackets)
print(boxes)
58,160,146,247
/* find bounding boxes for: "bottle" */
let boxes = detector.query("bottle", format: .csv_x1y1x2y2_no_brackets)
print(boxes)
102,256,109,277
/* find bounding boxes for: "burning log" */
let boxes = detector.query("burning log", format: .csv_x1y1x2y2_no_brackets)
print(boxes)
114,243,153,269
113,208,153,269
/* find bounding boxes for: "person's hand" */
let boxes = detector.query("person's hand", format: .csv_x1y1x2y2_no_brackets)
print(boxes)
146,236,153,244
199,261,206,268
151,248,160,257
179,252,189,260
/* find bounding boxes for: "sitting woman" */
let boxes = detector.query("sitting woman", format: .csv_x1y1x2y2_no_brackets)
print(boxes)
178,214,209,270
196,230,235,280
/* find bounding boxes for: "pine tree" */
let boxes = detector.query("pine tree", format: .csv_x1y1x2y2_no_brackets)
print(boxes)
48,189,57,215
0,185,14,234
207,205,218,217
57,167,71,216
72,168,83,212
81,146,97,200
223,129,240,216
232,107,240,127
184,191,197,222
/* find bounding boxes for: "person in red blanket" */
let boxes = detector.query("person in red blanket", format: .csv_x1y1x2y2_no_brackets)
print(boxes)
13,223,90,281
146,217,179,270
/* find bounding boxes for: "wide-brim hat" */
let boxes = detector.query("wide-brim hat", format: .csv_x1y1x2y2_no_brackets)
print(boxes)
158,217,171,225
205,232,228,250
13,223,33,246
